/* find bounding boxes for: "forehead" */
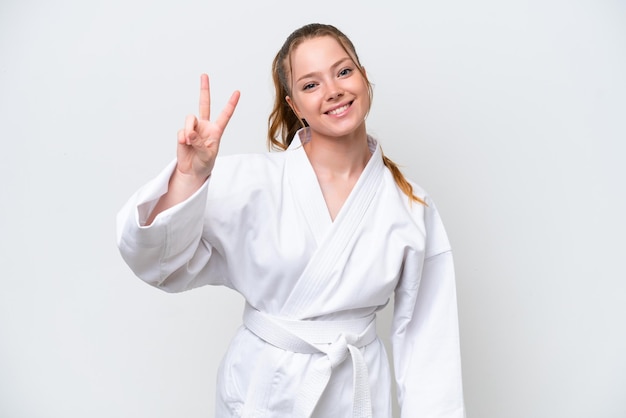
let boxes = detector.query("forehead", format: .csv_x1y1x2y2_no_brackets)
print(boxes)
290,36,351,76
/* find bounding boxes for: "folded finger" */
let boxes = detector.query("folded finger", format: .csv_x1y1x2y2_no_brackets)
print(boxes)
184,114,198,144
177,129,185,145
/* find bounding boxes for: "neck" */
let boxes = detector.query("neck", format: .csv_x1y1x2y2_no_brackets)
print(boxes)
304,125,371,178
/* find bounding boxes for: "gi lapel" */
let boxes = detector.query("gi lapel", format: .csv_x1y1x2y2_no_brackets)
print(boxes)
281,132,384,319
285,132,333,246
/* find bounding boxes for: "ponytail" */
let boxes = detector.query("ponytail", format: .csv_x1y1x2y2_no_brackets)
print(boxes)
382,154,427,206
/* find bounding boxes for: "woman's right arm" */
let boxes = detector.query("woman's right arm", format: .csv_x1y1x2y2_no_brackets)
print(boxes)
116,74,240,291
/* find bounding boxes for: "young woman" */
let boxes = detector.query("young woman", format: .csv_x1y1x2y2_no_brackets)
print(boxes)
117,23,465,418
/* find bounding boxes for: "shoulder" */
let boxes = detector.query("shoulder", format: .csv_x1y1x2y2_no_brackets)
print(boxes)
213,151,287,181
206,151,288,200
214,150,287,171
383,167,452,257
407,183,452,257
370,133,453,255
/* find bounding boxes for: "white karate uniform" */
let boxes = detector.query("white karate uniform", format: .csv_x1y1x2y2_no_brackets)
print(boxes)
116,129,465,417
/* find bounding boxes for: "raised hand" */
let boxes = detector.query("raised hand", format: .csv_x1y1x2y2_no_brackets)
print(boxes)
176,74,240,182
145,75,239,225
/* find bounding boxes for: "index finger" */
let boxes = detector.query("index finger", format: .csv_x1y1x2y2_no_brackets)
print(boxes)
199,73,211,121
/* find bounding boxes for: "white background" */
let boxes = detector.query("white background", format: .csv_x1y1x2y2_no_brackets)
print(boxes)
1,0,625,417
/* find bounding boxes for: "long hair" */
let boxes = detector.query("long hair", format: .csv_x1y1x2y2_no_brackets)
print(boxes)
268,23,425,205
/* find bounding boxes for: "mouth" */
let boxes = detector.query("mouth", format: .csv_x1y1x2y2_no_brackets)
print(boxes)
325,101,353,116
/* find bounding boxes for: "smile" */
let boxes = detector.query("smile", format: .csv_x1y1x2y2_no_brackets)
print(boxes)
326,102,352,116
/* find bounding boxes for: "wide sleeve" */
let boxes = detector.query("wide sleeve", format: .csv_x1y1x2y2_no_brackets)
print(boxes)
391,199,465,417
116,160,230,292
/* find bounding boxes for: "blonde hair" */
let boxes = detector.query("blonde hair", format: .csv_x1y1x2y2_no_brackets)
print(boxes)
268,23,425,205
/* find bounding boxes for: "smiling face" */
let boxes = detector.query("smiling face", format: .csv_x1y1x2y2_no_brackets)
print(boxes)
285,36,371,142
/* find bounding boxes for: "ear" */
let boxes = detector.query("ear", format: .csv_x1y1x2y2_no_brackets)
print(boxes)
285,95,301,118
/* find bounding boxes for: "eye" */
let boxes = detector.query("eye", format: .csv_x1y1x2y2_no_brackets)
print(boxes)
302,82,317,91
338,67,353,77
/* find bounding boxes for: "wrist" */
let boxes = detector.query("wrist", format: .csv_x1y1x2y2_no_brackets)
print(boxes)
170,168,209,195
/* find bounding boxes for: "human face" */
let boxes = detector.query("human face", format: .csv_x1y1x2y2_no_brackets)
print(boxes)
286,36,370,141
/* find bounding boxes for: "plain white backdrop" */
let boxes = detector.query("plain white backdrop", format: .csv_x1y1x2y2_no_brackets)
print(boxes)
1,0,625,417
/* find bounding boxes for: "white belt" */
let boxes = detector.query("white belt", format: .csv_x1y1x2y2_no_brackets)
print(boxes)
242,303,377,418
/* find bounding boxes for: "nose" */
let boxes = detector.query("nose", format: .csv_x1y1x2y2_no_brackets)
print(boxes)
326,80,344,101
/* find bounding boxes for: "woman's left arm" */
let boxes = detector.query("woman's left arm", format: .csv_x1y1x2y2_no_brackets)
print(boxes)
391,200,466,417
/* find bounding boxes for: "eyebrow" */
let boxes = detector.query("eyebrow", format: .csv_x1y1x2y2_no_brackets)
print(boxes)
295,57,353,84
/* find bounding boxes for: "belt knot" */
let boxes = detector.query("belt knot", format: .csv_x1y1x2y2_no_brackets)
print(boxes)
242,304,376,418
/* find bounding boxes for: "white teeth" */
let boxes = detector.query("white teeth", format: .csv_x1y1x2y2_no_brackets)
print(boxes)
327,103,350,115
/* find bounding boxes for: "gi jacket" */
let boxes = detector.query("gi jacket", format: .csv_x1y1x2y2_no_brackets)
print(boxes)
117,129,466,417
